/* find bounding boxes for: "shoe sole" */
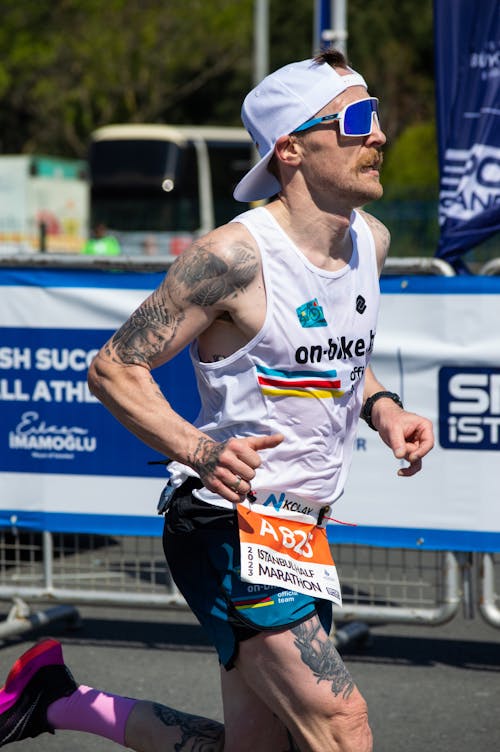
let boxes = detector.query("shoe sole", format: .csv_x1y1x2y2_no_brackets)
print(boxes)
0,640,64,715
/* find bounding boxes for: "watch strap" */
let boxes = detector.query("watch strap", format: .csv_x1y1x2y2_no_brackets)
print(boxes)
361,391,403,431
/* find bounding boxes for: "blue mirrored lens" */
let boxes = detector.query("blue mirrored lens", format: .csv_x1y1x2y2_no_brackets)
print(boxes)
343,99,379,135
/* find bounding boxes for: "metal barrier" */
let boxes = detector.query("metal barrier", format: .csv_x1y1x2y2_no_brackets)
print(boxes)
0,252,175,272
382,256,456,276
479,553,500,627
0,530,462,627
479,258,500,276
4,530,500,632
0,251,458,277
473,264,500,626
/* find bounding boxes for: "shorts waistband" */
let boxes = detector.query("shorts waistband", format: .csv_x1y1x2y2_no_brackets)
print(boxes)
159,473,332,527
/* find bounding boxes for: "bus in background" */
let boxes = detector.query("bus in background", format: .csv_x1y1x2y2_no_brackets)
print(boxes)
88,124,254,257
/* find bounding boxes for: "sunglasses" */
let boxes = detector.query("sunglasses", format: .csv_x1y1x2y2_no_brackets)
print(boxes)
291,97,380,137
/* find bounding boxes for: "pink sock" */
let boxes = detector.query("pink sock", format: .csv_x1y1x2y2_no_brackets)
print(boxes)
47,685,137,746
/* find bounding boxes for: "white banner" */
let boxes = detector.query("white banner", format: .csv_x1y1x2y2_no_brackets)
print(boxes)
333,275,500,550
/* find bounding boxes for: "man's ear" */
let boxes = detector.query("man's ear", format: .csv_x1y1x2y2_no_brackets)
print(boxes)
274,134,302,168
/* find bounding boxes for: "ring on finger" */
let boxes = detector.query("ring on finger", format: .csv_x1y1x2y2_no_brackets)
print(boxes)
232,475,242,492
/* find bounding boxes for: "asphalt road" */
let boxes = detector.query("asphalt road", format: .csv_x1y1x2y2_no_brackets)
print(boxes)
0,602,499,752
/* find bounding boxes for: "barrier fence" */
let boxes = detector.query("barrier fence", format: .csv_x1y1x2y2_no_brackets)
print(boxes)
1,530,499,635
0,253,499,641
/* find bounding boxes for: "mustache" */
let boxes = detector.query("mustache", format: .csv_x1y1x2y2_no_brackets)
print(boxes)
359,151,384,169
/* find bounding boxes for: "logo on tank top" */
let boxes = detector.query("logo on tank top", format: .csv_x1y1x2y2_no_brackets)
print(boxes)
356,295,367,314
296,299,327,328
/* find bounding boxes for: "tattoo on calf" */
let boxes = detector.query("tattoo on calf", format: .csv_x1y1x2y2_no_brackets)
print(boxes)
152,704,224,751
291,619,355,700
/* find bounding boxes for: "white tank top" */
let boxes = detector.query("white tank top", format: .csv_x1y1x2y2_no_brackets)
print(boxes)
170,206,380,515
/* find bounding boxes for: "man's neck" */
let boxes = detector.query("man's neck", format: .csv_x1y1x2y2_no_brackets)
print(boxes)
266,197,354,272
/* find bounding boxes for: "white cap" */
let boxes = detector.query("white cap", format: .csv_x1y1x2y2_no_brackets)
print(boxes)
234,58,367,202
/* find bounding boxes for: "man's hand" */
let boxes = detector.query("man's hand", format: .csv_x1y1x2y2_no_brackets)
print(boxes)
371,400,434,477
186,433,284,503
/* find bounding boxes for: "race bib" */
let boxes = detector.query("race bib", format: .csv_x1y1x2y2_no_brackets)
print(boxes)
237,504,342,606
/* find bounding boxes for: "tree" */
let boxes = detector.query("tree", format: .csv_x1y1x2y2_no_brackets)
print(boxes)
0,0,253,157
347,0,435,143
382,121,439,199
0,0,437,172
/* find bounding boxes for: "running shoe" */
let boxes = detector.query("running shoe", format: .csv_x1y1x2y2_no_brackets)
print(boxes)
0,639,77,746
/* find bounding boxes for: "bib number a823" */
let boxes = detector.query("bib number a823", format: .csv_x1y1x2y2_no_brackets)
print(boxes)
259,517,314,558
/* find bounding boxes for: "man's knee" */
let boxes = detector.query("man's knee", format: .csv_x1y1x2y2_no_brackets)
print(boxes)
329,692,372,752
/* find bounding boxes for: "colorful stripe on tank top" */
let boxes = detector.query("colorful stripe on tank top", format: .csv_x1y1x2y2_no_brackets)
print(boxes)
233,594,275,610
256,365,345,399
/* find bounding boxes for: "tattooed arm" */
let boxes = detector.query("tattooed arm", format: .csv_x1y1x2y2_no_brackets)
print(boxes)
87,224,283,503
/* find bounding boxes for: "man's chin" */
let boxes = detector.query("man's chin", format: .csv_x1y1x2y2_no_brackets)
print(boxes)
356,183,383,206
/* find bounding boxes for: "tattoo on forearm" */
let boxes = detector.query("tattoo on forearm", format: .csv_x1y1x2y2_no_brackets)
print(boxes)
186,437,227,482
291,619,355,700
152,704,224,751
170,240,258,306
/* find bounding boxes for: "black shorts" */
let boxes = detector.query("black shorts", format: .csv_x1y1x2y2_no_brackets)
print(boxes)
162,478,333,669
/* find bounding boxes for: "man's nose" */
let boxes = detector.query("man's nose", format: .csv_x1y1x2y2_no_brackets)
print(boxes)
365,113,386,146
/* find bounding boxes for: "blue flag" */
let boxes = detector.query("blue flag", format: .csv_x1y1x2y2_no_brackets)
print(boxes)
434,0,500,268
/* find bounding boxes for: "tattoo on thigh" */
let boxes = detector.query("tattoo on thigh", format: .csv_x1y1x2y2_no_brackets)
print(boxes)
152,703,224,751
291,619,354,700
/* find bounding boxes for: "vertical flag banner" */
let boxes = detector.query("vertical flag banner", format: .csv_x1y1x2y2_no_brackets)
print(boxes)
434,0,500,267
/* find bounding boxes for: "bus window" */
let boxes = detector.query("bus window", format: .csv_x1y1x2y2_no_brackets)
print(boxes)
89,138,173,185
88,124,252,256
89,143,199,234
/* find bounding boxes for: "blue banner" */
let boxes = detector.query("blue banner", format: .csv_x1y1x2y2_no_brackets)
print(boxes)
434,0,500,267
0,326,199,478
0,268,203,536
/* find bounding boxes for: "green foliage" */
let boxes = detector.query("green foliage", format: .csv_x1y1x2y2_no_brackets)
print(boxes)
0,0,437,175
382,121,439,198
0,0,254,156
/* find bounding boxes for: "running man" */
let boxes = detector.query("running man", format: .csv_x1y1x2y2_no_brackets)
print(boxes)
0,50,433,752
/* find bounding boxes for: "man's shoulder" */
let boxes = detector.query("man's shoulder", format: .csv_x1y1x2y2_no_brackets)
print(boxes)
166,222,262,309
356,209,390,246
176,221,259,265
356,209,390,271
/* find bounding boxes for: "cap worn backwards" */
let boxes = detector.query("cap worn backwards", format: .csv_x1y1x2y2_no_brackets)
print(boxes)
234,58,367,203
